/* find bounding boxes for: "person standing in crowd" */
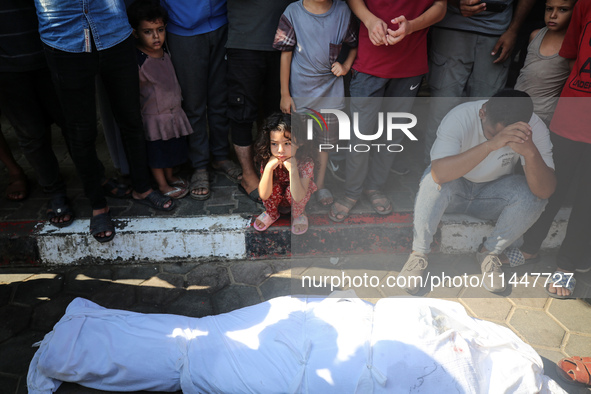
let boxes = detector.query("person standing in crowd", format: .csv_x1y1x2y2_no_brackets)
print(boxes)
0,0,73,226
520,0,591,299
329,0,447,222
514,0,575,126
128,0,192,200
424,0,536,160
34,0,175,243
226,0,294,204
161,0,242,201
274,0,358,208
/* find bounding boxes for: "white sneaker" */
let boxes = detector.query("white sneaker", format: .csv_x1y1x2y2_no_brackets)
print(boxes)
399,253,428,295
479,254,506,293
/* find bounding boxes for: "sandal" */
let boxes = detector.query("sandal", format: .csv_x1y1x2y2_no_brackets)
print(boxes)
316,188,333,206
504,248,540,268
102,177,131,199
163,186,188,199
170,177,188,188
238,184,261,203
292,214,308,235
556,356,591,386
189,169,210,201
46,194,75,228
212,160,243,184
546,271,576,299
90,211,115,243
328,197,356,223
6,173,29,201
253,211,279,231
364,190,392,215
134,190,175,211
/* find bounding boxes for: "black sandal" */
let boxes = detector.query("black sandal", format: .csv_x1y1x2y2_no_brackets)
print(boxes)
46,194,75,228
102,178,131,199
134,190,175,211
90,212,115,243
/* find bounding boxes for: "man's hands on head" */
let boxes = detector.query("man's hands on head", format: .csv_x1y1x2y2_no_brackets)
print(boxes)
487,121,532,151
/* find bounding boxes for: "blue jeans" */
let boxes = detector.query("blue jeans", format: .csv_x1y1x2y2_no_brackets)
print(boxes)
413,169,548,254
345,71,423,200
167,26,230,169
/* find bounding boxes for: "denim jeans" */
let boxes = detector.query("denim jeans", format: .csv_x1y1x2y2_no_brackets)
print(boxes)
412,169,548,254
0,67,67,196
345,71,423,200
522,132,591,271
43,36,151,210
167,26,230,169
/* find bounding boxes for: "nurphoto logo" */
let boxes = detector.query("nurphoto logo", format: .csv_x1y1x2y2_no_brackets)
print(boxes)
303,108,418,152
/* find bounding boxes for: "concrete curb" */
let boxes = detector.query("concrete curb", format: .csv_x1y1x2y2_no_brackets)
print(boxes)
0,208,570,266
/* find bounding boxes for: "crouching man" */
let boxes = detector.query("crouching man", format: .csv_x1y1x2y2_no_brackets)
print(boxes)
401,90,556,294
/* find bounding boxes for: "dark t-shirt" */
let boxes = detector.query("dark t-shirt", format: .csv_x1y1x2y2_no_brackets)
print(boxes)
226,0,294,51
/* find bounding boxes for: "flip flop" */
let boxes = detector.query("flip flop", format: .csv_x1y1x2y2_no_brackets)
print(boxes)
189,169,210,201
504,248,540,268
134,190,175,211
238,184,261,203
546,271,576,299
253,211,278,231
316,188,333,206
212,160,243,184
46,194,75,228
328,197,356,223
364,190,392,215
292,214,308,235
556,356,591,386
163,186,188,199
170,177,189,188
90,211,115,243
102,177,131,199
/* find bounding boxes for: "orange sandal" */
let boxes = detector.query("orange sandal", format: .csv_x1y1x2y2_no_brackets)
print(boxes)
556,356,591,386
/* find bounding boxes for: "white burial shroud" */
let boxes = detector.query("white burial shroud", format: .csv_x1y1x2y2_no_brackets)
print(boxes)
28,293,566,393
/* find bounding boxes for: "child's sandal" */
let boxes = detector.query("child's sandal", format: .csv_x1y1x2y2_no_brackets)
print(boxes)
253,211,278,232
292,214,308,235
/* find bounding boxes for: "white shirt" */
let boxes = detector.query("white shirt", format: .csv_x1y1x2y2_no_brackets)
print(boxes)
431,100,554,183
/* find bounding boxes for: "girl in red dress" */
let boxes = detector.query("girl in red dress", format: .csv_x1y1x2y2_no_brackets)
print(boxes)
253,113,316,235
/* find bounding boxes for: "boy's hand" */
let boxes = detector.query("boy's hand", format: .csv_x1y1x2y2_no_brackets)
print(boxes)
331,62,350,77
280,95,295,114
366,16,389,46
386,16,411,45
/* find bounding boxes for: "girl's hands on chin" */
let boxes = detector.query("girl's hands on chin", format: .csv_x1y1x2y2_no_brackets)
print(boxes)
266,156,282,171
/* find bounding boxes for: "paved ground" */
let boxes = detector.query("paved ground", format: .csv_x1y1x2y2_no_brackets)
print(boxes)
1,253,591,393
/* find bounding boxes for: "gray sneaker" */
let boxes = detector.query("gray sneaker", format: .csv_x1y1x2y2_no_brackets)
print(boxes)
479,254,506,293
399,253,428,295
